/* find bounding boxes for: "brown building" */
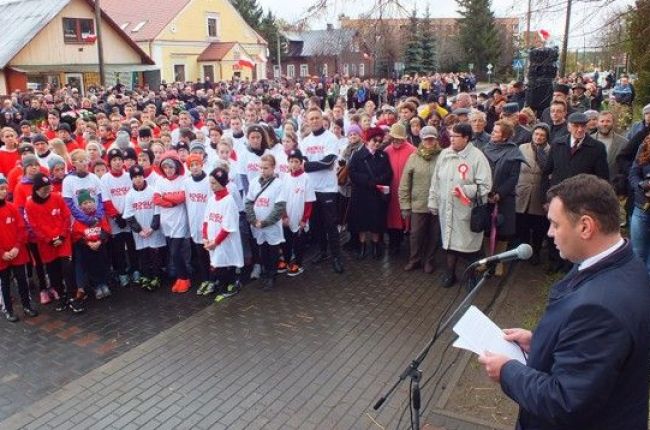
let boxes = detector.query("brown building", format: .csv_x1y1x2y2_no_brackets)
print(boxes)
339,15,520,74
274,26,373,78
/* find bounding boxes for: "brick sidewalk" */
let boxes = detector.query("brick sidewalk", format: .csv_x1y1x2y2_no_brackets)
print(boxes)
1,254,506,430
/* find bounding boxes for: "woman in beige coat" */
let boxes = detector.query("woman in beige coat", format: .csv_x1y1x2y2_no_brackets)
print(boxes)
429,123,492,288
515,123,551,265
399,126,442,273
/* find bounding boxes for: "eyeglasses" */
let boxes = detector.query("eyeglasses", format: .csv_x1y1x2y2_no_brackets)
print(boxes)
449,134,462,138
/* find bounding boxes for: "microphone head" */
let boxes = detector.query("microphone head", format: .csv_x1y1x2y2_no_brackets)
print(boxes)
517,243,534,260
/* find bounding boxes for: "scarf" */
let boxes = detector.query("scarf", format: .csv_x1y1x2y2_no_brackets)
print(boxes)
533,143,549,170
417,144,441,161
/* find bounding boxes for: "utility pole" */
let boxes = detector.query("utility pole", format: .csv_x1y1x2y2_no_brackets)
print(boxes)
524,0,532,76
95,0,105,87
276,33,282,78
559,0,572,77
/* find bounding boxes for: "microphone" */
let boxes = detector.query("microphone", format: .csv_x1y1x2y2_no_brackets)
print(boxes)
472,244,533,267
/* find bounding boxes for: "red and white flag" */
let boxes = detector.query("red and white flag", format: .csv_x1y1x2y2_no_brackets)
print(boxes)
238,52,255,69
538,29,551,41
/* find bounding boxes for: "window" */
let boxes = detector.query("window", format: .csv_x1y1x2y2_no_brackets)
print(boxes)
322,64,328,77
206,14,219,39
174,64,186,82
62,18,95,44
287,64,295,78
343,63,349,76
300,64,309,77
351,63,357,75
359,63,365,77
203,65,214,82
273,65,281,78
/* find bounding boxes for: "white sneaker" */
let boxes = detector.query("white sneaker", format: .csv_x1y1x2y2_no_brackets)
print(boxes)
250,264,262,280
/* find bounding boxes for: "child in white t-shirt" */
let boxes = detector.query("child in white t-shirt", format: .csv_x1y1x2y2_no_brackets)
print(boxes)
245,154,287,291
281,149,316,276
203,167,243,301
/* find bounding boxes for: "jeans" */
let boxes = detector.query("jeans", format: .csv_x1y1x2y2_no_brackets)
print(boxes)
630,207,650,273
166,237,192,280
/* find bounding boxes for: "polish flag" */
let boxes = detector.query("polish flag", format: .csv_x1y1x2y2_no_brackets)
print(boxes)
238,52,255,69
538,29,551,41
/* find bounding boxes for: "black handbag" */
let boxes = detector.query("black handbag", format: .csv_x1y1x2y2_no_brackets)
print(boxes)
470,185,489,233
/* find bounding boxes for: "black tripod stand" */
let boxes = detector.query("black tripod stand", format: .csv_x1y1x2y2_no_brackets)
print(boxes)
373,265,495,429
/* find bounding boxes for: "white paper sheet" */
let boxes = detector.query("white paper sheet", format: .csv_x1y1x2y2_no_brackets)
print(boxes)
452,305,526,364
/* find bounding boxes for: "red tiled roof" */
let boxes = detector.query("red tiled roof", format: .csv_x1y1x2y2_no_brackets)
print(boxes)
197,42,236,61
101,0,191,42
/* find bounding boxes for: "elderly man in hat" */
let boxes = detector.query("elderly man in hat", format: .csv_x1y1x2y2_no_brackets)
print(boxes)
543,112,609,272
384,123,416,255
501,102,532,146
570,82,591,113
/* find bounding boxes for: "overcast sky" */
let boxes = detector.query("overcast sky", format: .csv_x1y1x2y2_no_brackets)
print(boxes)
258,0,633,49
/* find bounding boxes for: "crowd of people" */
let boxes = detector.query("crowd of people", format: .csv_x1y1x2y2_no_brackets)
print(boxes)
0,70,648,322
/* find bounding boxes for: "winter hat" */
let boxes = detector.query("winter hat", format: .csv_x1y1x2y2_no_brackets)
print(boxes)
21,154,39,168
174,141,190,152
129,164,145,179
347,124,362,137
209,167,229,187
0,174,7,186
47,154,66,171
138,127,152,138
643,104,650,115
18,143,35,154
420,126,439,140
583,110,599,120
77,189,94,205
388,123,406,140
161,158,177,169
57,123,72,133
122,147,138,161
502,103,519,115
114,131,131,150
107,148,124,162
533,122,551,138
186,153,204,166
287,149,304,162
32,173,51,192
189,140,206,154
31,133,48,144
365,126,385,142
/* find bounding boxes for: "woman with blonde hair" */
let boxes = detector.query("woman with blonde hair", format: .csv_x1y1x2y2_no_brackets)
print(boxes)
49,138,72,171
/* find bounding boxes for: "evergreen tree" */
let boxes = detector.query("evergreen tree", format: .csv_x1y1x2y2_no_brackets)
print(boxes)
627,0,650,106
230,0,264,28
403,9,423,75
456,0,501,77
420,6,437,74
230,1,283,66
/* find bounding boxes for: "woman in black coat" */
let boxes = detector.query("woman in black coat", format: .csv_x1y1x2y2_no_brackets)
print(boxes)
348,127,393,259
481,119,526,275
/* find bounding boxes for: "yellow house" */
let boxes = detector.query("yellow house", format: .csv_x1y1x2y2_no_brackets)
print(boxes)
102,0,268,83
0,0,157,96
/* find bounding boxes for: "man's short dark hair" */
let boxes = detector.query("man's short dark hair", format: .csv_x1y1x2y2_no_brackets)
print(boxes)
547,174,620,234
453,123,473,139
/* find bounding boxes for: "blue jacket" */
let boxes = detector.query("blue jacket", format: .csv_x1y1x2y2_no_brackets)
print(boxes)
500,240,650,430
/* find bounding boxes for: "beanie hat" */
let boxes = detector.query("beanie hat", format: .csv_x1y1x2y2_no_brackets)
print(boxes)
138,127,152,138
122,147,137,161
287,148,304,161
189,140,206,153
209,167,229,187
129,164,145,179
533,122,551,138
57,123,71,133
21,154,39,169
47,154,66,171
32,173,51,192
174,141,190,152
161,158,176,169
0,174,7,186
18,143,35,154
77,189,94,205
31,133,48,144
107,148,123,162
347,124,363,137
186,153,204,166
114,131,131,150
643,104,650,115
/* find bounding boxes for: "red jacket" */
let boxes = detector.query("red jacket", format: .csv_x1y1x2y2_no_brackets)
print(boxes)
0,149,20,177
72,214,110,244
0,200,30,270
24,192,72,263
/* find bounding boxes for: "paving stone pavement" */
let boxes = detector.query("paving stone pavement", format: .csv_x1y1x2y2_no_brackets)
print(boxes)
0,252,508,430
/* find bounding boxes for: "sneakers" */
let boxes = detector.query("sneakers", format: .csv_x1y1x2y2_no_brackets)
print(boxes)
250,264,262,280
40,290,51,305
94,288,105,300
287,263,304,277
55,298,69,312
47,288,60,300
197,281,215,296
145,277,160,292
118,274,130,288
68,298,85,313
101,285,112,297
221,282,240,298
131,271,141,284
174,279,191,294
4,312,18,322
23,307,38,318
277,260,288,274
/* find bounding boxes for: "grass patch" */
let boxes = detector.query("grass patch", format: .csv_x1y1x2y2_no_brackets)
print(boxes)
520,272,562,331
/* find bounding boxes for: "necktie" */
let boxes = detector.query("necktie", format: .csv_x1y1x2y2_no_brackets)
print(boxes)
571,140,579,156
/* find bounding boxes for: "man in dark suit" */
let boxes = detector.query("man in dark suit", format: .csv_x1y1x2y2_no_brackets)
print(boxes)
479,174,650,430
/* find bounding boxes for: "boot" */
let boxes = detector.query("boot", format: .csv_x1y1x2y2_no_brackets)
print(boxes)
372,242,384,259
357,242,367,260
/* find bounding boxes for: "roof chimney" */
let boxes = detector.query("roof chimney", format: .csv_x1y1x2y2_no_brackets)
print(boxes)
326,23,333,30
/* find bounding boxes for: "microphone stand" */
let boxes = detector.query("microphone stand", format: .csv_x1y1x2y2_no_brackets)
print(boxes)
373,264,496,429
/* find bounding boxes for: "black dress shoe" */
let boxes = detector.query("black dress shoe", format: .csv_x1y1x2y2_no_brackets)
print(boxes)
311,253,329,264
4,312,18,322
23,307,39,318
372,242,384,259
440,273,457,289
332,258,344,274
357,243,367,260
